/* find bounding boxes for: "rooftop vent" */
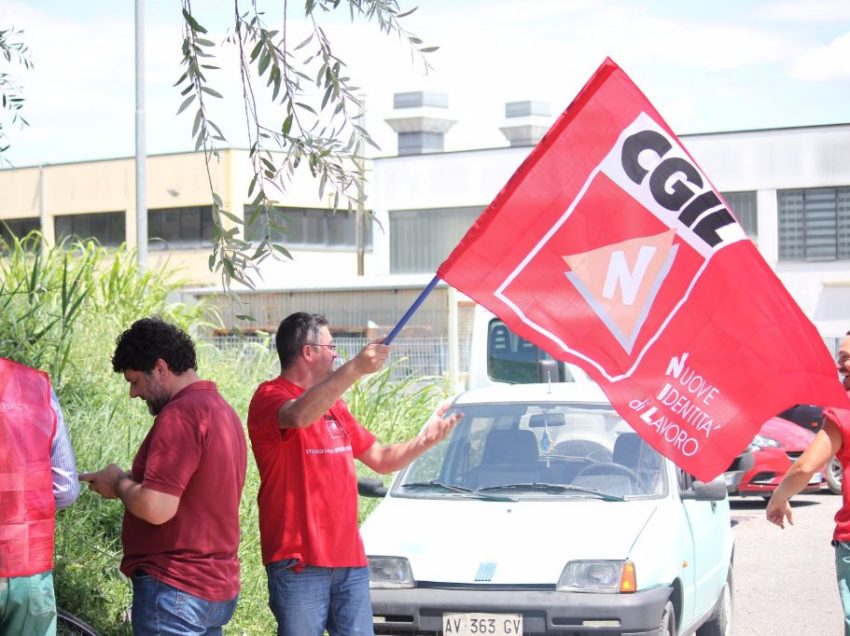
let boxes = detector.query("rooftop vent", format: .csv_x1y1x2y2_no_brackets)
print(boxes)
499,100,552,147
384,91,456,155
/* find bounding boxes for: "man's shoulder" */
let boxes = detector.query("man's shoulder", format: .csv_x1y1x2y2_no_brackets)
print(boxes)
253,376,303,401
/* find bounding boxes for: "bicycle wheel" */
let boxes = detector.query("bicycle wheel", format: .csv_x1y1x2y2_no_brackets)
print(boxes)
57,607,100,636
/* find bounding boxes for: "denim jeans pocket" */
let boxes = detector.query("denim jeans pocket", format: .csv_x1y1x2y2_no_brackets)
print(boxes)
267,558,299,572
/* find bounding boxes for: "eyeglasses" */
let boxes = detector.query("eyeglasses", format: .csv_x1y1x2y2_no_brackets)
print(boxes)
308,343,337,352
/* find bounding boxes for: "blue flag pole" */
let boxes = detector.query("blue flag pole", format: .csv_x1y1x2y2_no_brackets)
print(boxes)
384,275,441,345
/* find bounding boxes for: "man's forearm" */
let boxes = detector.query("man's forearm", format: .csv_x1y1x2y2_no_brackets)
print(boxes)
278,361,363,428
112,472,178,525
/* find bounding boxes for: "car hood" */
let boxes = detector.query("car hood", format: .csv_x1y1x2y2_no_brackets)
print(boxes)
761,416,815,449
361,496,659,584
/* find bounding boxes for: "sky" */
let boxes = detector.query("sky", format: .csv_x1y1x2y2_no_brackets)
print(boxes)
1,0,850,167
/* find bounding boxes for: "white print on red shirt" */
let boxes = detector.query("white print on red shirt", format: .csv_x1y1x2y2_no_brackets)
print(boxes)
304,415,351,455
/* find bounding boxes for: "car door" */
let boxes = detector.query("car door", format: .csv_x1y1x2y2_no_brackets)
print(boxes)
678,469,730,627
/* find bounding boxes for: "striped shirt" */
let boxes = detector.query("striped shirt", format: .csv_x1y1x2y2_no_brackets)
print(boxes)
50,389,79,510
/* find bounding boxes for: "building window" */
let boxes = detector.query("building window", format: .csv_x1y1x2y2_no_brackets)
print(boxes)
55,211,125,247
244,206,373,249
1,217,40,245
778,187,850,261
721,191,757,238
390,206,483,274
149,205,213,250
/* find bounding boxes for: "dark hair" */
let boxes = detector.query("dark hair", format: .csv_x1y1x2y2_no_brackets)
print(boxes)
275,312,328,370
112,317,197,374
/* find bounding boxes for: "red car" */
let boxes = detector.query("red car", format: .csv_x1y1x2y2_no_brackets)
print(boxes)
732,416,823,499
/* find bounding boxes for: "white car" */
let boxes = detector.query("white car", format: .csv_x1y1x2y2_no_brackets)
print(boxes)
361,383,733,636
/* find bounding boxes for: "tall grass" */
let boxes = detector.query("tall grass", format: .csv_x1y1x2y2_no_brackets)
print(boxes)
0,235,448,634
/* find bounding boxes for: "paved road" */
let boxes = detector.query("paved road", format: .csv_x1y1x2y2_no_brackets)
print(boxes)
731,491,843,635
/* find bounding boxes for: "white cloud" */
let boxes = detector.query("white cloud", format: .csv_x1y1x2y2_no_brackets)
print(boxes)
761,0,850,22
790,32,850,81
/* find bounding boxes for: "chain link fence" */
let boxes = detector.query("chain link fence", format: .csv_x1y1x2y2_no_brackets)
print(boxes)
203,335,470,382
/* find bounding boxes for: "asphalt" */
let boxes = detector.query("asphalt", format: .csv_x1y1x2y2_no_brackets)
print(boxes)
731,491,843,635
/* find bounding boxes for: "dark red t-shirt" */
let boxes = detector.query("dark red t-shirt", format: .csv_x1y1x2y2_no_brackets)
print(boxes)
121,381,247,601
247,376,376,568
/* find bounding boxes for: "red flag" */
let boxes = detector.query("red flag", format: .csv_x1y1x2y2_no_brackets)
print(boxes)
437,58,848,481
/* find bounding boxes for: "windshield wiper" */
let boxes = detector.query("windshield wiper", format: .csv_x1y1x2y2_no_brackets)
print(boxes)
476,482,626,502
401,480,516,501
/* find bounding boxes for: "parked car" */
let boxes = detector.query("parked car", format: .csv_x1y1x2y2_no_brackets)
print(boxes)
777,403,843,495
732,416,824,499
361,382,733,636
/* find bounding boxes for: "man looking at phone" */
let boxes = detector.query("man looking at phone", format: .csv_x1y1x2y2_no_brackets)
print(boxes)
81,317,247,635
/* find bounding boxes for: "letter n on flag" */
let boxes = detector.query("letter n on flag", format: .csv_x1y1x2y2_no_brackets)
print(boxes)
437,57,847,481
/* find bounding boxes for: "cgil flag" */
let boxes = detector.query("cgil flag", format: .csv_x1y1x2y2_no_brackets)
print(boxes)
437,58,848,481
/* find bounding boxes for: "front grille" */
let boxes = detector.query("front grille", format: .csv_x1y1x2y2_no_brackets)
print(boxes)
749,471,776,484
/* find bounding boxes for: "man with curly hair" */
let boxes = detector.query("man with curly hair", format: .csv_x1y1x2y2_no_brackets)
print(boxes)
82,317,247,635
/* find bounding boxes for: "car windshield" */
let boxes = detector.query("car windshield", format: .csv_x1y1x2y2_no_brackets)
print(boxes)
396,401,667,500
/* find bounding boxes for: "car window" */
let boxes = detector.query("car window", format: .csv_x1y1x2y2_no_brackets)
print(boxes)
397,401,667,499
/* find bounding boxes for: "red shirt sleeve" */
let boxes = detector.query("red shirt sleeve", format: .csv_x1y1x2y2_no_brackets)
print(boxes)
140,409,203,498
248,380,300,445
826,407,850,462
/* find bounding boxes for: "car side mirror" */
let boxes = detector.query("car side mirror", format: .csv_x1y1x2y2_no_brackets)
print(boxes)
681,476,727,501
358,477,387,498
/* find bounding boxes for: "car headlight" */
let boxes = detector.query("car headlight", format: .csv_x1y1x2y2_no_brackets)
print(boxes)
368,556,415,589
747,434,782,451
557,559,636,593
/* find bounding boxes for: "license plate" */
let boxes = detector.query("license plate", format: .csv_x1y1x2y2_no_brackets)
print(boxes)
443,612,523,635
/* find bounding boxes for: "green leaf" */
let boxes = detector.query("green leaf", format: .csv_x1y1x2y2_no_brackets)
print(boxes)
201,86,223,98
176,94,196,115
258,51,271,76
294,33,313,51
282,113,293,135
321,84,333,110
272,244,292,259
249,40,264,62
181,9,208,34
219,208,243,224
419,46,439,53
192,108,203,137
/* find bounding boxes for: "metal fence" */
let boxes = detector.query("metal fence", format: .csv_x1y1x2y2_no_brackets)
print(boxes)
204,335,470,381
203,333,841,384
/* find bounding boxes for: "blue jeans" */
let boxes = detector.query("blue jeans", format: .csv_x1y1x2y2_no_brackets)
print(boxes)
835,541,850,635
266,560,374,636
131,571,237,636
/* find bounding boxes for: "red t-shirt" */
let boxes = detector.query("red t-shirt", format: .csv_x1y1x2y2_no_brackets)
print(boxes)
247,376,376,568
121,381,247,601
828,406,850,542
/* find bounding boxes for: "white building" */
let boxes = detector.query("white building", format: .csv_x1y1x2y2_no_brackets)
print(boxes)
2,92,849,346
